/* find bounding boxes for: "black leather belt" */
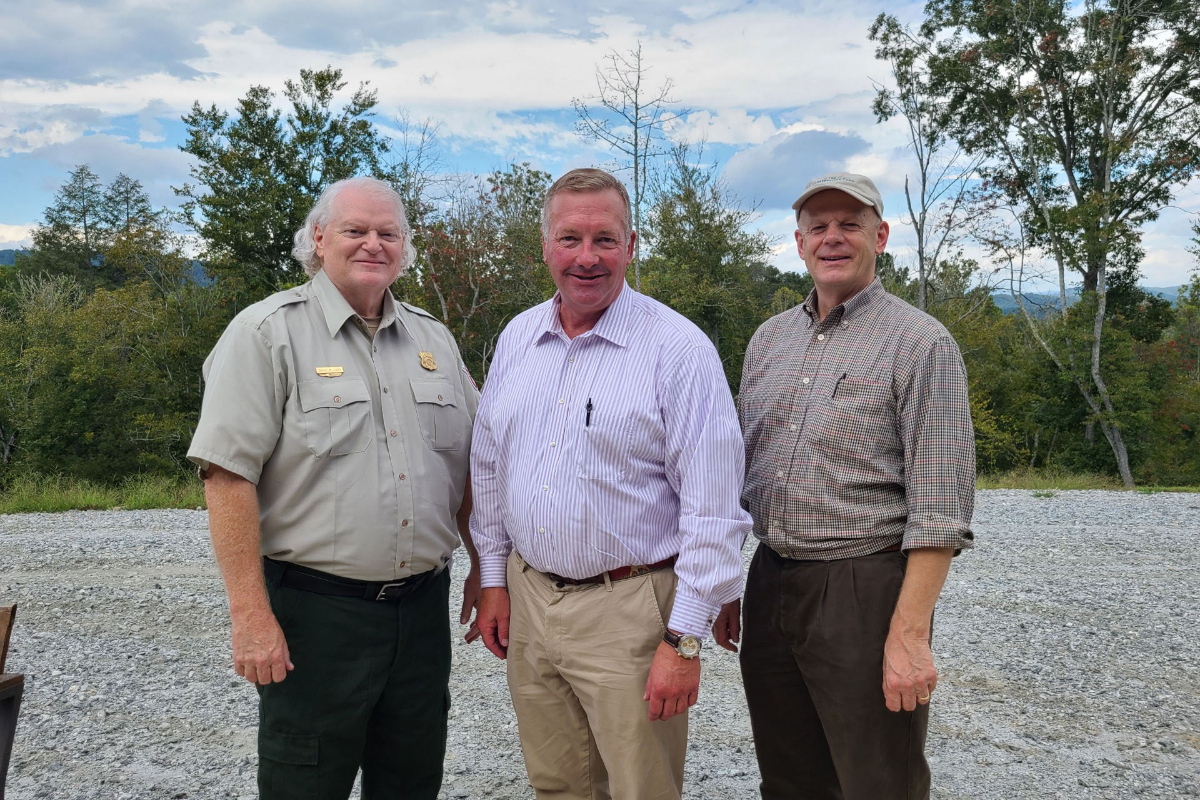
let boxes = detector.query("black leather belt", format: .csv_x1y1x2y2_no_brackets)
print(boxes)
265,557,438,602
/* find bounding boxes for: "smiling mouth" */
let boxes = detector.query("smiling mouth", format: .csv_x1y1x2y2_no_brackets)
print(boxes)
570,272,606,282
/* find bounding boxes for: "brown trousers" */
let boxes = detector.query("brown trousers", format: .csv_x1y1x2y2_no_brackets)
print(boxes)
739,545,930,800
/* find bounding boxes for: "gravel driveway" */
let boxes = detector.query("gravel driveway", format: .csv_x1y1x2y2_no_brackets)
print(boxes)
1,490,1197,799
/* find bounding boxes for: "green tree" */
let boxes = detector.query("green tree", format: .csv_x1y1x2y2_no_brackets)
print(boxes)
640,144,788,391
910,0,1200,484
399,163,553,380
176,66,389,297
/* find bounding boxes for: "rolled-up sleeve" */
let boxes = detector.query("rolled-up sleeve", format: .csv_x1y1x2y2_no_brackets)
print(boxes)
898,336,976,552
661,347,753,638
187,319,286,484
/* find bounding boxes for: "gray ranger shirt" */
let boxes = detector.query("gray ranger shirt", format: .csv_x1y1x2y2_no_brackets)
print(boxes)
188,269,478,581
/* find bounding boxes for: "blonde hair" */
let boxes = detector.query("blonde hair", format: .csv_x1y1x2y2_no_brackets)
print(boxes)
541,168,633,240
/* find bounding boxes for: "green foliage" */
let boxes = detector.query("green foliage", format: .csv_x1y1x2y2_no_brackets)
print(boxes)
176,66,390,297
918,0,1200,292
396,162,554,381
640,144,808,391
20,166,158,290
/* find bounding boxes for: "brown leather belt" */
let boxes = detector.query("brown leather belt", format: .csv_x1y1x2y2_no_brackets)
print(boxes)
877,542,902,554
545,556,676,588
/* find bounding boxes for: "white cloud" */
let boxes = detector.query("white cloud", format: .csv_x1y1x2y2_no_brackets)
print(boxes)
0,223,33,249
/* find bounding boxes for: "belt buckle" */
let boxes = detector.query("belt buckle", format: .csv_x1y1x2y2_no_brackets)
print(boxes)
627,564,651,578
375,581,406,601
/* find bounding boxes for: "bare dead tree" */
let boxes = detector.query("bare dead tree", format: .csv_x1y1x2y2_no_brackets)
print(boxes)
572,41,688,289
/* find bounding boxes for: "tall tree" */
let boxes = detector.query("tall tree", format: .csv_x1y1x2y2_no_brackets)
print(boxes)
176,66,389,296
572,41,687,289
869,15,985,312
919,0,1200,485
101,173,156,233
27,165,108,283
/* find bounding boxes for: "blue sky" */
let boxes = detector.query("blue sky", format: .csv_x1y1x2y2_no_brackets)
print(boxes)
2,0,1198,287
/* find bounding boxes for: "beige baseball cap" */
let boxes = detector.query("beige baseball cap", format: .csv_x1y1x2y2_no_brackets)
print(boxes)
791,172,884,220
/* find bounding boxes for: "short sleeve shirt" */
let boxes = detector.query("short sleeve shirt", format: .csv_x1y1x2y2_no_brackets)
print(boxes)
188,269,479,581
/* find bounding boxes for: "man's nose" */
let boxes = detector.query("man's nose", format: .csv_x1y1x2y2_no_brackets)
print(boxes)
576,241,601,266
824,224,846,244
363,231,383,252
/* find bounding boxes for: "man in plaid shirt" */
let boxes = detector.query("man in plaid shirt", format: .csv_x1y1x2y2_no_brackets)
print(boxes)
717,172,975,799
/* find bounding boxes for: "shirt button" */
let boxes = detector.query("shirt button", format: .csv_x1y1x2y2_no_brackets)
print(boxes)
399,561,406,568
437,394,443,401
539,527,546,533
550,441,556,447
390,429,398,437
558,398,564,404
401,519,409,527
817,334,825,341
399,473,406,480
383,387,389,393
333,395,341,403
569,357,575,363
790,424,797,431
802,377,810,385
776,471,784,478
542,485,549,491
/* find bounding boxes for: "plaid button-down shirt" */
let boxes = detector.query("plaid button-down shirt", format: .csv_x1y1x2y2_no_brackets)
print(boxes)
738,279,975,560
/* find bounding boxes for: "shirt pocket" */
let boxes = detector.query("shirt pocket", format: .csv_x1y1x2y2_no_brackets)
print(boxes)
576,411,634,481
410,378,464,451
297,377,374,457
811,378,900,463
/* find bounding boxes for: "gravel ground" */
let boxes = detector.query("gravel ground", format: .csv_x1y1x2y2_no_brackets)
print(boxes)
1,489,1198,799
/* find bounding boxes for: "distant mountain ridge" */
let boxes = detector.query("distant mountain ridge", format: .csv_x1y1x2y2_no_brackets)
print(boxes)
0,249,27,266
991,285,1181,314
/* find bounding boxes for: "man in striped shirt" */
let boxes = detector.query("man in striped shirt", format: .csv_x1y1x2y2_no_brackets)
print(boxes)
729,172,975,799
471,168,751,800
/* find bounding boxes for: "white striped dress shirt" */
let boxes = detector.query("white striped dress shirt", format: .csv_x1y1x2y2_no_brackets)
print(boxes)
470,284,752,638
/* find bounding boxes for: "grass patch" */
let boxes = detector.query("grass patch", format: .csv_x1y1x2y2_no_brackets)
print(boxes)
978,468,1122,490
979,468,1200,492
0,474,205,514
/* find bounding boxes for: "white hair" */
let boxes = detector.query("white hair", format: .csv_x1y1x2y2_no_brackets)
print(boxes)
291,176,417,277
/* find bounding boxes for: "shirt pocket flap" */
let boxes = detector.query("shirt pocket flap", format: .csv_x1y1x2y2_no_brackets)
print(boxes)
410,379,457,407
297,377,370,411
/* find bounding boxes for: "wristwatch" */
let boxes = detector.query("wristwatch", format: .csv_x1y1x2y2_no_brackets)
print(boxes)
663,630,701,659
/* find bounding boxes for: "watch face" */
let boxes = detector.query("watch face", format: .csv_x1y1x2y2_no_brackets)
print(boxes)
679,635,701,658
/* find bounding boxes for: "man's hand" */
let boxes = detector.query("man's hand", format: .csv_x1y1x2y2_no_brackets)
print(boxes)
231,606,293,685
882,547,952,712
643,640,701,721
476,586,510,659
460,561,482,644
882,626,937,712
712,599,741,653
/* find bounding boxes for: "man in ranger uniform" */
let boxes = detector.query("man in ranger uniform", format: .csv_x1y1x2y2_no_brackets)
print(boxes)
188,176,479,800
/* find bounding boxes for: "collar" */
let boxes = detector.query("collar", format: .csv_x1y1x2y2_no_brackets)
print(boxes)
536,282,636,347
800,277,885,326
312,269,402,339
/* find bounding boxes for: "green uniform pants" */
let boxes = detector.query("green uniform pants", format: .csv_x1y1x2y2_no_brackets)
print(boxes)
258,560,451,800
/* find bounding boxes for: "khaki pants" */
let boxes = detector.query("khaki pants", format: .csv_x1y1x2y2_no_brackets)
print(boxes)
506,551,688,800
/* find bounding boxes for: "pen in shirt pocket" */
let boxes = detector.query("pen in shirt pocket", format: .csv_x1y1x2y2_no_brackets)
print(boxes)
831,373,848,398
